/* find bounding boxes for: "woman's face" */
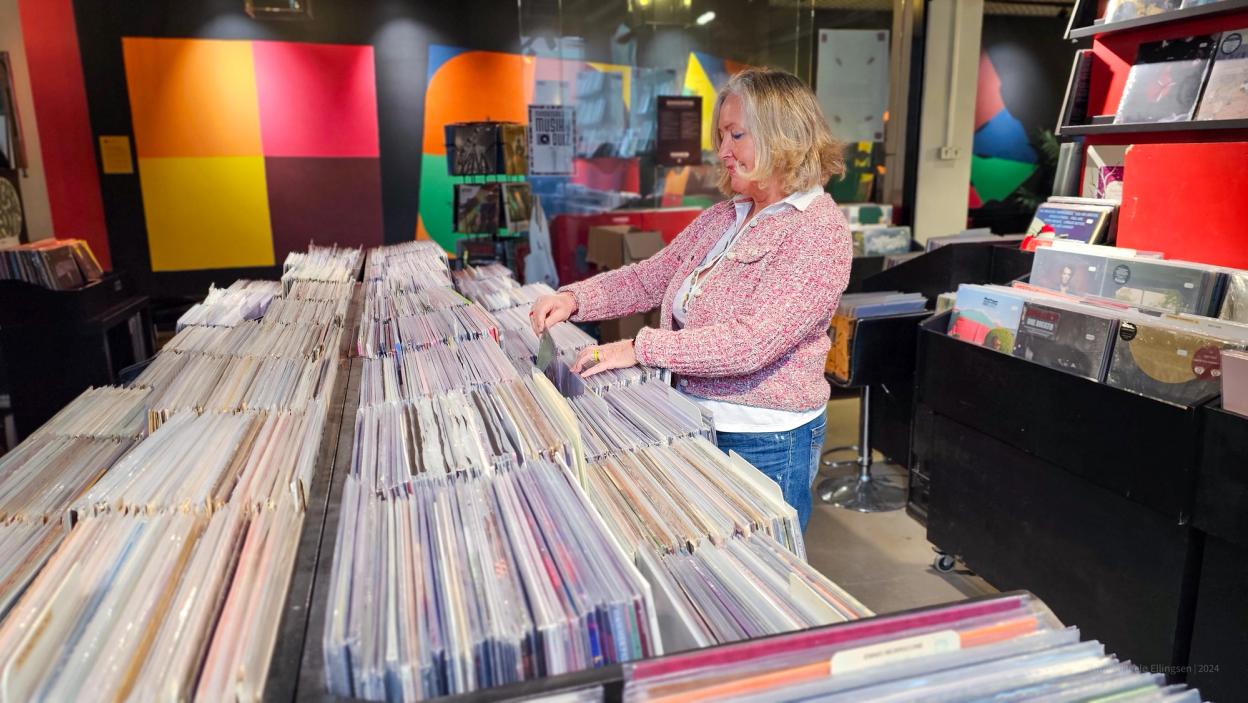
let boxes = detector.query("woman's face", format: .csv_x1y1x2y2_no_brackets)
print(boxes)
717,94,757,196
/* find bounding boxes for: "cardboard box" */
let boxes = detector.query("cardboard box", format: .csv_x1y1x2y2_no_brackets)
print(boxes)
586,225,666,271
599,309,661,343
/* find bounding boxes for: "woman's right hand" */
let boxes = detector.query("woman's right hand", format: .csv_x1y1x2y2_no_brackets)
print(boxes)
530,292,578,335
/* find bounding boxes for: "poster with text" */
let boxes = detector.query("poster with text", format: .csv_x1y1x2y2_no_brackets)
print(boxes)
528,105,575,176
657,96,702,167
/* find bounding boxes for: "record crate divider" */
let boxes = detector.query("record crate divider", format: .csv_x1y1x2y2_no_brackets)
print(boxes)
1186,400,1248,699
913,310,1205,676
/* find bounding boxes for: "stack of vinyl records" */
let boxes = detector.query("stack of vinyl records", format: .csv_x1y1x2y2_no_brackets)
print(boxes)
621,591,1204,701
324,460,659,701
0,243,354,700
360,337,521,405
0,237,103,290
176,280,281,330
457,279,556,313
943,245,1248,406
493,304,596,366
281,244,363,293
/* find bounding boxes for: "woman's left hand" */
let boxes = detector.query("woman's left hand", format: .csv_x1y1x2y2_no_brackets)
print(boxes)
571,340,638,378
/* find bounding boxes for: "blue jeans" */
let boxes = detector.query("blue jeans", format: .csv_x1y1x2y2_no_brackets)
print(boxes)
715,413,826,532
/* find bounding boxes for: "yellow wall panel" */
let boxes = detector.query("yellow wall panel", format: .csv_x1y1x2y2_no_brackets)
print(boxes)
123,38,262,158
139,156,275,271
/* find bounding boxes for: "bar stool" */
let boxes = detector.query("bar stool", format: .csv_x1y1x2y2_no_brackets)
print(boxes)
816,311,928,512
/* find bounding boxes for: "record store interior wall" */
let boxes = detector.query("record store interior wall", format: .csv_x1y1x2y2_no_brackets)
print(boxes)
56,0,879,298
969,13,1084,235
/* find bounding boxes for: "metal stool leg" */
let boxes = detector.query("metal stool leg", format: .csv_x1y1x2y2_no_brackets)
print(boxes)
817,386,906,512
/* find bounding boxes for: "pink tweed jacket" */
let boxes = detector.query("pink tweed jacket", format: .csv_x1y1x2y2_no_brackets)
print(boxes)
560,194,853,412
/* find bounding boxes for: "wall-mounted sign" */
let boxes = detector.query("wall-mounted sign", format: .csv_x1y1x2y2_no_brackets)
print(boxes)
528,105,575,176
657,96,701,167
99,135,134,175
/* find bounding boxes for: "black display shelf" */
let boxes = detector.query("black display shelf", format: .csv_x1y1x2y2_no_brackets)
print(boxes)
916,408,1202,674
916,312,1202,520
1057,117,1248,137
0,273,153,438
1192,400,1248,546
845,254,886,294
860,241,1032,303
1066,0,1248,40
1186,400,1248,699
1186,533,1247,700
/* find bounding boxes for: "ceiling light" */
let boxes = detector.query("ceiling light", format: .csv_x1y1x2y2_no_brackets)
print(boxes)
696,10,716,24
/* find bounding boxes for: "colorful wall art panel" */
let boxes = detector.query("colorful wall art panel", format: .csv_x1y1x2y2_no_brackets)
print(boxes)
123,37,382,272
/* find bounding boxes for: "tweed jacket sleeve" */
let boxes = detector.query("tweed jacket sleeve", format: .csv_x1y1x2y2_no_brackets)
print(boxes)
556,204,729,322
633,207,852,377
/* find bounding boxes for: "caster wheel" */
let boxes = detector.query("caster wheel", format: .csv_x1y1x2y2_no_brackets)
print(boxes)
934,554,956,573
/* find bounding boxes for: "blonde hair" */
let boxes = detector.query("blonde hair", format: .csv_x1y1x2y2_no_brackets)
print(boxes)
712,67,846,197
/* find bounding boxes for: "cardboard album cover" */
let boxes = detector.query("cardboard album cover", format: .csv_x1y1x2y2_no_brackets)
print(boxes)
1106,320,1244,405
500,124,528,176
1103,0,1180,22
947,285,1026,354
454,183,501,234
501,182,532,232
1098,258,1222,315
1030,248,1109,298
1195,29,1248,121
1115,35,1218,124
1220,271,1248,324
451,123,499,176
1012,301,1119,381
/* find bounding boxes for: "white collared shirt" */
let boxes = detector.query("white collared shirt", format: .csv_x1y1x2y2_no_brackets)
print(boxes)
672,187,827,432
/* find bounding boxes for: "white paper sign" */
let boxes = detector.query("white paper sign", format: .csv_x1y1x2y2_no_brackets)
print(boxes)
528,104,575,176
830,629,960,675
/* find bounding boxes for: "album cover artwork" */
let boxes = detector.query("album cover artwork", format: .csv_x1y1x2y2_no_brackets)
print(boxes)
1012,302,1118,381
452,123,499,176
1029,248,1109,297
1195,29,1248,121
1097,259,1220,314
454,183,501,234
500,124,528,176
1115,34,1219,123
947,285,1026,354
1106,321,1241,405
1219,271,1248,323
501,182,532,231
1026,203,1112,244
1103,0,1180,22
852,226,911,257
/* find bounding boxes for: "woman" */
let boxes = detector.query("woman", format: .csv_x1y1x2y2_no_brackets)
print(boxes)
530,67,852,530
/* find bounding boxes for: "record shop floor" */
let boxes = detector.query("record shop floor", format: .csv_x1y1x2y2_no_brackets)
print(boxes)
806,396,996,615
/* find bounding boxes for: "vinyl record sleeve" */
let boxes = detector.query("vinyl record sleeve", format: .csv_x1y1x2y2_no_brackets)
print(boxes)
1106,320,1245,405
1195,29,1248,121
1097,258,1221,315
1012,302,1119,381
947,285,1026,354
452,123,500,176
1104,0,1181,22
1115,35,1218,124
454,183,501,235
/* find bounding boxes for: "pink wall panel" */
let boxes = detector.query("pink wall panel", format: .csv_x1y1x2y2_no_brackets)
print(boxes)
251,41,379,158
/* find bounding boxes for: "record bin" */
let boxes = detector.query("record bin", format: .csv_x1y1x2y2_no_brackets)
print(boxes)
1187,400,1248,699
916,311,1201,520
860,242,1033,304
914,311,1204,673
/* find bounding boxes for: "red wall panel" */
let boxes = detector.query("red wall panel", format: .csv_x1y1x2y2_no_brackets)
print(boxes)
1117,142,1248,269
19,0,111,268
